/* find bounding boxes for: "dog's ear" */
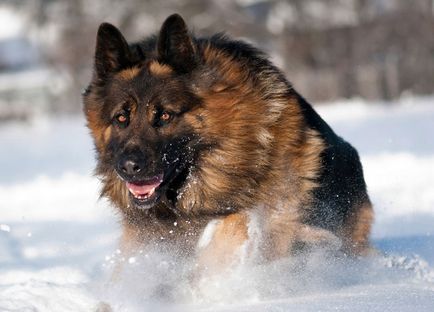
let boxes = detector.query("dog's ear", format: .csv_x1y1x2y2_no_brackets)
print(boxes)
157,14,196,73
94,23,131,78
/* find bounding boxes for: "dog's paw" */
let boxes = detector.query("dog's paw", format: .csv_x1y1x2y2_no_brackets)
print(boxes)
298,225,342,251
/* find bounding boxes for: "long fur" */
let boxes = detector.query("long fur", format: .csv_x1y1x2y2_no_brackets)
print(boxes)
83,14,373,267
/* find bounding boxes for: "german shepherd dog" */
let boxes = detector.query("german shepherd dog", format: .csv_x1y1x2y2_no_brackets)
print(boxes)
83,14,373,275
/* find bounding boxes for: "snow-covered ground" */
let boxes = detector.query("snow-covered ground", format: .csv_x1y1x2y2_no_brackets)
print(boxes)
0,97,434,311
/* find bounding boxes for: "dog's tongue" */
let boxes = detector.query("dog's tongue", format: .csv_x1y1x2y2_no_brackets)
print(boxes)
126,175,163,198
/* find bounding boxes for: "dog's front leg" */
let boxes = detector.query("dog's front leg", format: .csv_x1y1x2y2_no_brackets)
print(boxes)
109,221,144,281
194,212,252,277
95,223,142,312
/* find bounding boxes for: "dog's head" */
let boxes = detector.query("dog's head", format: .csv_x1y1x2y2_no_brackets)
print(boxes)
84,14,209,210
84,14,288,215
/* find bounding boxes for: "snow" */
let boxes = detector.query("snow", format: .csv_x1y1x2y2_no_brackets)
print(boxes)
0,6,24,40
1,97,434,311
197,220,219,249
0,224,10,232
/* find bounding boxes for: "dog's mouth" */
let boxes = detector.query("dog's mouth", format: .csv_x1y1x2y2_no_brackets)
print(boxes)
126,174,163,199
123,164,189,210
119,150,196,210
125,174,164,208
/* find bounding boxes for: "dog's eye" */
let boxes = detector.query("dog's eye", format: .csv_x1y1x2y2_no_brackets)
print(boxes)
156,111,173,127
160,111,172,122
114,111,130,128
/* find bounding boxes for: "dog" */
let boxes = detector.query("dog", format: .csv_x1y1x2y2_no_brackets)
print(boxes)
83,14,373,276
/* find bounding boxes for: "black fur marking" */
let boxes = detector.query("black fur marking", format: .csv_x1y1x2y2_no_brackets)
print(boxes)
94,23,132,78
296,93,368,230
157,14,196,73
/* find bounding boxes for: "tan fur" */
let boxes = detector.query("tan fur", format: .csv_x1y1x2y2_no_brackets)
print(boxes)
297,225,342,250
103,126,112,143
177,46,328,260
196,213,249,274
84,104,107,152
148,61,173,76
340,201,374,255
118,67,141,80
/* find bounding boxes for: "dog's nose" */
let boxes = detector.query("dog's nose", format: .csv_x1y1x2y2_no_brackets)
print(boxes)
120,159,142,175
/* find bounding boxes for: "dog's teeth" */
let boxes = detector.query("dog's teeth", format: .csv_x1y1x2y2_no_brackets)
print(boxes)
134,192,154,200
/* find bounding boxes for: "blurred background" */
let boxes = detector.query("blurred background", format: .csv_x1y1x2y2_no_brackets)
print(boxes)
1,0,434,120
1,1,434,310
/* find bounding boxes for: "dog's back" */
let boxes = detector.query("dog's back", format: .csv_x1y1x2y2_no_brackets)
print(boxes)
297,94,373,254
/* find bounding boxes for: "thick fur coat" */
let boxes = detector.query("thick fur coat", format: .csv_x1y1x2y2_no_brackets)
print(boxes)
83,14,373,272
